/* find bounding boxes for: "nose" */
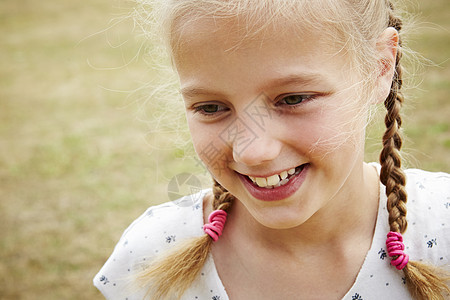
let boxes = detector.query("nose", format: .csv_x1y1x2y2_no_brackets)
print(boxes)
220,117,281,166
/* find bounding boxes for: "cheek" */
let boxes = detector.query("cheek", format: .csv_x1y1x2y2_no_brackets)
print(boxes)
188,120,232,172
282,103,366,156
188,120,214,155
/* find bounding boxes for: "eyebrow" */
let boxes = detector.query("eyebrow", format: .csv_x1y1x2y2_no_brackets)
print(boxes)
180,87,222,98
263,73,325,89
180,73,326,98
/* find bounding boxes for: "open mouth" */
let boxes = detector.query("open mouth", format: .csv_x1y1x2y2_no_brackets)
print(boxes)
239,164,309,201
246,165,306,189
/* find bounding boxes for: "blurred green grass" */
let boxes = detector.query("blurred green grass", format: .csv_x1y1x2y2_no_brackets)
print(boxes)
0,0,448,299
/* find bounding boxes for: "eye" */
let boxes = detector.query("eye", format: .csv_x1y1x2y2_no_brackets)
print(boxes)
194,103,229,115
278,94,313,106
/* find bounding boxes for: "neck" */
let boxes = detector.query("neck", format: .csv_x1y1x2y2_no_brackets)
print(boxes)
226,162,380,253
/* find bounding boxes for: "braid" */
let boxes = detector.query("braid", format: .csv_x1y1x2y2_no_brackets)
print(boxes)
139,179,234,299
380,3,450,299
380,14,407,233
380,3,407,235
212,179,235,211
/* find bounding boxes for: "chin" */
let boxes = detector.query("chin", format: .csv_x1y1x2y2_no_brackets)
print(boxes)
252,207,312,230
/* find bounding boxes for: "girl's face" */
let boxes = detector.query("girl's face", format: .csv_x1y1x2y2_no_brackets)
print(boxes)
175,19,370,229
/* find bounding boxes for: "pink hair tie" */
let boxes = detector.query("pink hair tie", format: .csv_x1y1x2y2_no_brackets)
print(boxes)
203,210,227,242
386,231,409,270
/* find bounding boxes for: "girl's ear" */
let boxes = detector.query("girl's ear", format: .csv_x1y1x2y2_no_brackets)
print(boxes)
374,27,399,104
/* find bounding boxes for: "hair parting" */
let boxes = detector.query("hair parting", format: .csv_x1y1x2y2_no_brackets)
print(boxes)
379,3,450,299
138,180,234,299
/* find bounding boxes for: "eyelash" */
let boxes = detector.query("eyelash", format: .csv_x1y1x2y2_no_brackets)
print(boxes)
193,94,317,116
275,94,316,108
193,103,229,117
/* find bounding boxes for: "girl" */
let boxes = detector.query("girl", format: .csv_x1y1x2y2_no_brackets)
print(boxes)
94,0,449,299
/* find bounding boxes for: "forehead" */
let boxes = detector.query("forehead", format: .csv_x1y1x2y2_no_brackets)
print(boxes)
173,17,353,92
173,16,338,61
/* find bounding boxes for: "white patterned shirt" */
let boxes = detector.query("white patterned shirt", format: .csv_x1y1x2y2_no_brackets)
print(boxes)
94,164,450,299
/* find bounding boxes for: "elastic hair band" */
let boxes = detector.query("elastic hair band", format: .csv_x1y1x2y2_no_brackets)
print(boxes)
203,210,227,242
386,231,409,270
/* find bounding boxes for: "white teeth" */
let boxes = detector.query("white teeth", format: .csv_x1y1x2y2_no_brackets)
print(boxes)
266,174,281,186
280,178,289,185
255,177,268,187
248,166,301,188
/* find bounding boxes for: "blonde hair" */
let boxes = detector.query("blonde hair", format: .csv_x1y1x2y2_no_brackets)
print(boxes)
134,0,450,299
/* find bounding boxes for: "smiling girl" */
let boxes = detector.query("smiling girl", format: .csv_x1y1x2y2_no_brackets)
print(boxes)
94,0,449,299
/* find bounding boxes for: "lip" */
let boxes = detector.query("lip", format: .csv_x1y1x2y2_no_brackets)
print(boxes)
238,164,309,201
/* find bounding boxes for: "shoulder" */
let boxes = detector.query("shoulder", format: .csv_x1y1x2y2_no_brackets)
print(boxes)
93,189,209,299
404,168,450,218
403,168,450,266
404,168,450,196
345,166,449,299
